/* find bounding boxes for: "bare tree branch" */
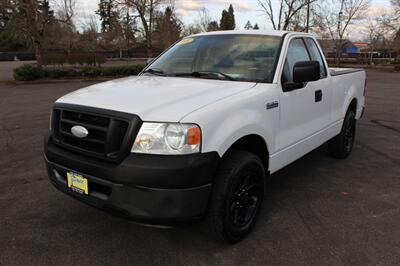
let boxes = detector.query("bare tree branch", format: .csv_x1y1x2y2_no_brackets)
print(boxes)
123,0,164,57
258,0,318,30
317,0,370,65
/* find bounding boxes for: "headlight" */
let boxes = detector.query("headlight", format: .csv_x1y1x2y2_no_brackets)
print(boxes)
132,122,201,155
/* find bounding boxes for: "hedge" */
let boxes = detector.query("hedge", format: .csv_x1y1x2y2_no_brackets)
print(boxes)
40,53,107,66
13,64,44,81
13,64,145,81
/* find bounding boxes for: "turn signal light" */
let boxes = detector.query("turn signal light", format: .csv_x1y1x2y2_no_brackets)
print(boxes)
187,127,201,145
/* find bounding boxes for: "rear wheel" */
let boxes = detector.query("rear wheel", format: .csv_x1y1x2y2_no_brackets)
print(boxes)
328,109,356,159
208,150,265,243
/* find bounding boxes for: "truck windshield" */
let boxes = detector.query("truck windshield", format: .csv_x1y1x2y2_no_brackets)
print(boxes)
145,34,282,83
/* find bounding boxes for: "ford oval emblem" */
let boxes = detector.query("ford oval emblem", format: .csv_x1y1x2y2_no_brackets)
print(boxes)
71,125,89,138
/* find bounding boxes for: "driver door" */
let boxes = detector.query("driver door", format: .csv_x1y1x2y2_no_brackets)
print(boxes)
278,37,331,151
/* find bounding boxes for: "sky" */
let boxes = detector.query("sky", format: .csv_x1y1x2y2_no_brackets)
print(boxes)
75,0,393,41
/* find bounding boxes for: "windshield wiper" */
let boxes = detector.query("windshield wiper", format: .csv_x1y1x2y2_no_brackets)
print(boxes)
142,68,166,76
175,71,236,81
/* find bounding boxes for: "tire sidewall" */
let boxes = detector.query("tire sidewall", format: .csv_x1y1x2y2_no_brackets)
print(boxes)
210,151,265,243
342,110,356,155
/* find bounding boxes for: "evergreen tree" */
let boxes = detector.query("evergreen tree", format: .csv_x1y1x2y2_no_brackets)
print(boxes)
96,0,118,33
219,5,235,30
207,21,219,32
38,0,55,23
154,6,182,49
244,20,252,30
11,0,55,65
228,4,235,29
0,0,13,30
253,23,260,30
220,10,229,30
120,10,138,53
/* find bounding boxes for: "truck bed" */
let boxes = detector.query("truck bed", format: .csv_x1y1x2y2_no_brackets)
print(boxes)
329,68,364,76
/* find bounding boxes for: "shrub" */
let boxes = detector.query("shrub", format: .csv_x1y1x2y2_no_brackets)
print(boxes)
81,66,102,77
44,68,79,79
101,66,121,76
41,53,108,66
127,64,145,75
13,64,44,81
101,64,145,76
96,55,107,66
84,55,95,66
13,64,145,81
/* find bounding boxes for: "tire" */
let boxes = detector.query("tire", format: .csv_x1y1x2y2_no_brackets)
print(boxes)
207,150,265,243
328,109,357,159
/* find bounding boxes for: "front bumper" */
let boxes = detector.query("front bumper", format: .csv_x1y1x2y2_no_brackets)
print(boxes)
44,131,220,224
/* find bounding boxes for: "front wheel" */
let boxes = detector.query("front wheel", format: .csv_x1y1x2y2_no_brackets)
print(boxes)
207,150,265,243
328,109,357,159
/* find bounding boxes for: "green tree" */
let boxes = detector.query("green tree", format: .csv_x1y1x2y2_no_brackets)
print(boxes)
0,0,13,30
120,10,138,55
38,1,54,21
0,31,27,51
96,0,118,33
228,4,235,29
220,4,235,30
154,6,182,49
253,23,260,30
207,21,219,31
11,0,55,65
0,0,28,51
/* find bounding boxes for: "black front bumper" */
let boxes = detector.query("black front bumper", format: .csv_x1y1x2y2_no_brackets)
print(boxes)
44,131,220,224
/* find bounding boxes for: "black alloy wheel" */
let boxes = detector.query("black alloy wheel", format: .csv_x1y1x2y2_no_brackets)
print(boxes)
328,109,357,159
208,150,265,243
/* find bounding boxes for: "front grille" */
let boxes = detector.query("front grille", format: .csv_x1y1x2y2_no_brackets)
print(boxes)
51,103,142,163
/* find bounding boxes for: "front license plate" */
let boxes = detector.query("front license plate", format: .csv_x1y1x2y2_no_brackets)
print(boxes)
67,172,89,195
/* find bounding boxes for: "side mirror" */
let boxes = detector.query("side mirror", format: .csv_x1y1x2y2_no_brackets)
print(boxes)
293,61,320,83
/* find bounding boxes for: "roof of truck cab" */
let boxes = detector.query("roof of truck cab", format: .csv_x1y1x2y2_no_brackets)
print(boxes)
190,30,293,38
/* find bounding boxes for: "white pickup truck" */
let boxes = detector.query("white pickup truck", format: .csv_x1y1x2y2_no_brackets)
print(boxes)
44,30,366,243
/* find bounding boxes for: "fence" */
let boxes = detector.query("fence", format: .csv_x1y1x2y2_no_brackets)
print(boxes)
0,52,36,61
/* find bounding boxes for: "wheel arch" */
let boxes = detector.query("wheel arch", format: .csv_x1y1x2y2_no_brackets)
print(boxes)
348,98,357,114
342,85,359,119
223,134,269,171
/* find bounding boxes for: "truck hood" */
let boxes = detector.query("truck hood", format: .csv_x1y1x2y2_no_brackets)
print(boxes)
57,76,255,122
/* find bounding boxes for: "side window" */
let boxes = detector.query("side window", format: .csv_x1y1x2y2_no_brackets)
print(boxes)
304,38,327,78
282,38,310,83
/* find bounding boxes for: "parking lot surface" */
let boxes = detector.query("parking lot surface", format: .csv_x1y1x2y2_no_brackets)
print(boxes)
0,70,399,265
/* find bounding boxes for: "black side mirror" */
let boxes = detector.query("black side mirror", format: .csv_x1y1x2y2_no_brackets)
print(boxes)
293,61,320,83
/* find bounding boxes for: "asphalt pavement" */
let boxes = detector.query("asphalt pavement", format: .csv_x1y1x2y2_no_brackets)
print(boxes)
0,70,399,265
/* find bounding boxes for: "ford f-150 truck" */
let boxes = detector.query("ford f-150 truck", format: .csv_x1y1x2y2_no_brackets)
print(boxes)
44,30,366,243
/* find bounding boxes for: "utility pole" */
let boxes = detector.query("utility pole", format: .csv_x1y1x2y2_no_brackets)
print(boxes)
306,0,310,32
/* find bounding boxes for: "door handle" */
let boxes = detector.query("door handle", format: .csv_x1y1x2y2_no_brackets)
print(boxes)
315,90,322,102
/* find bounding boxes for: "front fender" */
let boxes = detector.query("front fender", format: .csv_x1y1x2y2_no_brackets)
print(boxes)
204,110,273,157
180,85,279,158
